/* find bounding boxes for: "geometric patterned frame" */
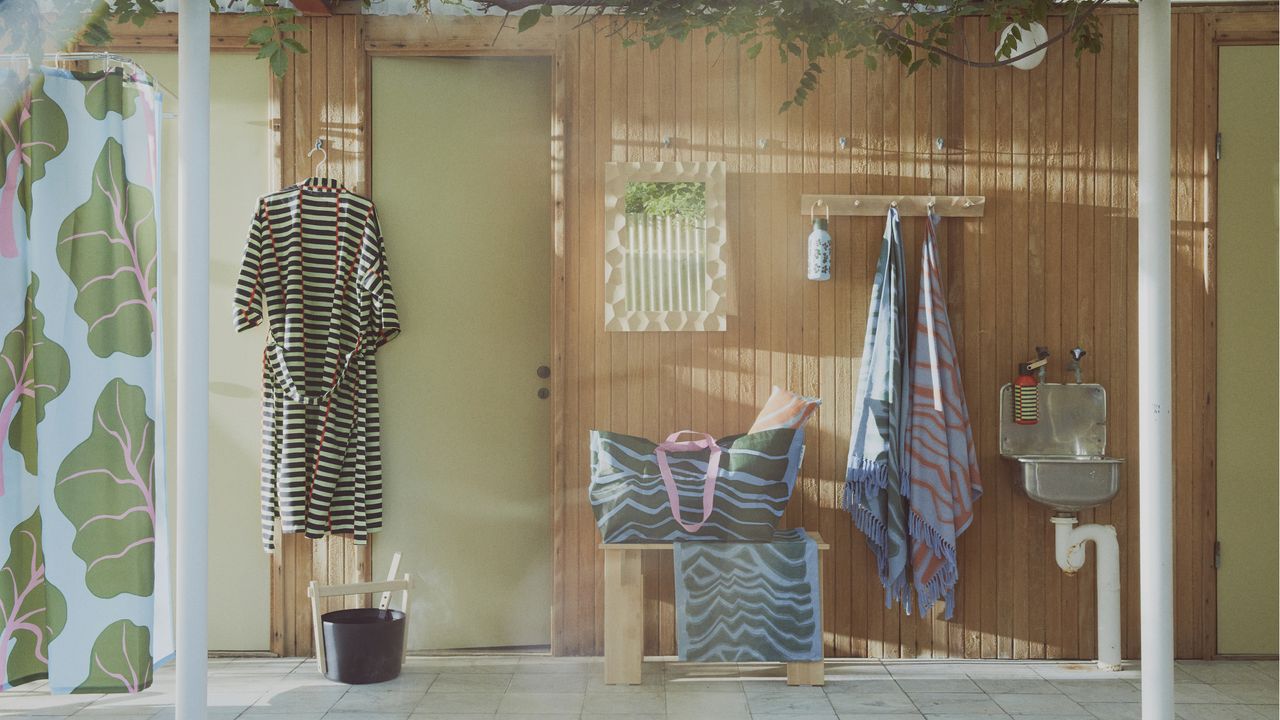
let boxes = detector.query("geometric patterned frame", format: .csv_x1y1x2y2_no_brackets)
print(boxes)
603,161,729,331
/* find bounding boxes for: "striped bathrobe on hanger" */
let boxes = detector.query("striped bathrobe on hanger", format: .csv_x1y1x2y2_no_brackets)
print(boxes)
234,177,401,551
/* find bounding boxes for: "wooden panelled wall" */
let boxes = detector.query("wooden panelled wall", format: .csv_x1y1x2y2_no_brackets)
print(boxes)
553,8,1251,661
102,7,1276,659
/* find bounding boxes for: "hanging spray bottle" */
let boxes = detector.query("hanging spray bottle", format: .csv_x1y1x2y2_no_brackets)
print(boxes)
1013,347,1051,425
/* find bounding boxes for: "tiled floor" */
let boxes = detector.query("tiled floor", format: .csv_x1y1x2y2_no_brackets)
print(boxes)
0,655,1275,719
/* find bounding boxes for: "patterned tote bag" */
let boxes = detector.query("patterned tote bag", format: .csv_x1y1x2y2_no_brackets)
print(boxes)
589,428,805,543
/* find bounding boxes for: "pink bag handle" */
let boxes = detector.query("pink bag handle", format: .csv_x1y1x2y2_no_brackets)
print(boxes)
655,430,723,533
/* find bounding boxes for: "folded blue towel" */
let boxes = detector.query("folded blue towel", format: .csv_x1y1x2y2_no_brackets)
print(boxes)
673,528,821,662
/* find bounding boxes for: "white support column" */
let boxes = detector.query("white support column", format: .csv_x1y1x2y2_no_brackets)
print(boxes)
176,1,210,718
1138,0,1174,718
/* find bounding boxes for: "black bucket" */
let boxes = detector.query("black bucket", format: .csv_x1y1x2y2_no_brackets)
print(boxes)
320,607,406,684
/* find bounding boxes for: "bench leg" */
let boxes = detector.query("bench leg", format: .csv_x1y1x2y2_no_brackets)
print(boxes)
787,546,825,686
604,549,644,685
787,661,824,686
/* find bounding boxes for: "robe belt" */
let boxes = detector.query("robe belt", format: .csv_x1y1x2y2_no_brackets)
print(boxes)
263,333,367,406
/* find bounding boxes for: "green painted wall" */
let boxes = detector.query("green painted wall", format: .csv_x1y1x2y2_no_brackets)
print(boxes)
147,52,273,652
1216,44,1279,656
371,57,553,650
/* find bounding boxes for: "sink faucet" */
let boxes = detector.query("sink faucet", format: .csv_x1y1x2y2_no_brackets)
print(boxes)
1067,347,1087,383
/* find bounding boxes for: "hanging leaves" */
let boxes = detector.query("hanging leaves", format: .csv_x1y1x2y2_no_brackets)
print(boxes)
54,379,157,600
0,275,71,496
0,73,68,259
55,138,158,359
0,508,68,688
75,619,152,694
484,0,1108,110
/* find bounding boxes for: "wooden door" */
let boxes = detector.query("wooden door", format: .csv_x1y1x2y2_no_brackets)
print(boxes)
371,56,554,650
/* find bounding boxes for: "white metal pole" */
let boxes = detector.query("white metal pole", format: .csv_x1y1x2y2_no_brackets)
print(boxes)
176,0,210,718
1138,0,1174,717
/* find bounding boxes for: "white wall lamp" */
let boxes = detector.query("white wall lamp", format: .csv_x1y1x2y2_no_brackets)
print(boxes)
996,21,1049,70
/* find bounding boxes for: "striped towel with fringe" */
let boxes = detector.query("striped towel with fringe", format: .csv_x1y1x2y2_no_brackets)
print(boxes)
844,208,911,610
902,215,983,619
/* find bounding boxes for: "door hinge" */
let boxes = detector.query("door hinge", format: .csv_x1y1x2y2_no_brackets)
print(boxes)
1213,540,1222,569
1215,132,1222,161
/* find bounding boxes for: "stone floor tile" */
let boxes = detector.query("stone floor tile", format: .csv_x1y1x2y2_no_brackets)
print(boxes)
496,692,585,714
424,673,511,694
1081,701,1142,719
1211,684,1279,705
506,673,588,694
1174,705,1269,720
989,693,1086,716
581,690,666,714
897,679,983,694
826,691,919,715
974,680,1058,695
1051,679,1141,702
1178,684,1246,705
908,692,1007,715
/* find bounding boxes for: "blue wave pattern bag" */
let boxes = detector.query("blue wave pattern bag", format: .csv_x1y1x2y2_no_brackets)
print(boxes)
589,428,804,543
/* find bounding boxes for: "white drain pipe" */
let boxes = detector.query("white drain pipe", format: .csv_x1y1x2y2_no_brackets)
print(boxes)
1051,516,1122,671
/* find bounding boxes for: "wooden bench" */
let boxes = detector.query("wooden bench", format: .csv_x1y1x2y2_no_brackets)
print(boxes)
601,531,829,687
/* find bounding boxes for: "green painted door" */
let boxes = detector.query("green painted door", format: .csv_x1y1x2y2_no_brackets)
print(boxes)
1216,45,1279,656
372,57,553,650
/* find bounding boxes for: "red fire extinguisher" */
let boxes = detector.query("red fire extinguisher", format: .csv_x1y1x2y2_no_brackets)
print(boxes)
1013,347,1050,425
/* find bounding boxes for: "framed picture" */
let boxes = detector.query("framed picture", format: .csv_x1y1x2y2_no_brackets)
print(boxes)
603,161,729,332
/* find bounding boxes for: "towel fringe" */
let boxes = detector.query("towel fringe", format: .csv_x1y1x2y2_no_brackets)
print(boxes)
908,510,961,619
846,502,911,610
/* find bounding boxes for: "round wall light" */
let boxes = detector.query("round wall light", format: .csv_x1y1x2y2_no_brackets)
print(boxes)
996,21,1049,70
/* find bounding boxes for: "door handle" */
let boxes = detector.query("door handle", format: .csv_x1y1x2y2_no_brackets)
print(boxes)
537,388,550,400
536,365,551,379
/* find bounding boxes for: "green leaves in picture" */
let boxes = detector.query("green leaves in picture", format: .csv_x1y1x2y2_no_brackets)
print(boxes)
75,620,152,694
625,181,706,222
0,508,68,688
54,379,157,600
0,73,69,259
0,276,70,492
56,138,157,359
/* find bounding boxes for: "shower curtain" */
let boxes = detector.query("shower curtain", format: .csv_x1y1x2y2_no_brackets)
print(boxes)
0,67,171,693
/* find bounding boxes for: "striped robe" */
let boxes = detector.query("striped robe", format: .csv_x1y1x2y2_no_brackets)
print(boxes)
234,177,400,551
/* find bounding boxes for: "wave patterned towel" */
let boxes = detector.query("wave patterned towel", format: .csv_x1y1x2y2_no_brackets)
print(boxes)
903,216,983,619
673,528,821,662
844,208,911,609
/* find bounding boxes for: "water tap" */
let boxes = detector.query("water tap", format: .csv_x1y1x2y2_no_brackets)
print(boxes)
1067,347,1087,383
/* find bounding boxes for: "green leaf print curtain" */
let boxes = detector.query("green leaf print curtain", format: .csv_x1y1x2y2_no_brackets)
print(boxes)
0,67,171,694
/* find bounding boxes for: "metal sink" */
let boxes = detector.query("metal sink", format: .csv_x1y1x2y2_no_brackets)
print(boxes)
999,383,1125,511
1008,455,1123,511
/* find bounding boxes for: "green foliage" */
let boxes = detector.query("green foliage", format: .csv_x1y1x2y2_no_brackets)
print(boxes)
29,0,1110,110
625,181,706,222
494,0,1110,111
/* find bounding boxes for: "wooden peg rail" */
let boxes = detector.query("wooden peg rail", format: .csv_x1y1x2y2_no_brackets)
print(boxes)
801,194,986,217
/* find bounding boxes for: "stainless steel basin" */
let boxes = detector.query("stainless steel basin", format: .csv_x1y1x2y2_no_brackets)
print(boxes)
1010,454,1124,512
999,383,1125,511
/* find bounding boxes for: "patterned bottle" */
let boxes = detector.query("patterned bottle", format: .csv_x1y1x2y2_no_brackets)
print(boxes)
807,218,831,281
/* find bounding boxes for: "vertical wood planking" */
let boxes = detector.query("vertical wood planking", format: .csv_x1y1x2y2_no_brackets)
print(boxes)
546,10,1221,660
266,8,1236,660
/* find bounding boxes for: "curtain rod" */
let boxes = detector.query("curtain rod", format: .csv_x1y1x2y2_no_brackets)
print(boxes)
0,51,178,103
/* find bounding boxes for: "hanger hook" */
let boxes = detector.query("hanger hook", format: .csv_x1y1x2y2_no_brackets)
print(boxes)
810,199,829,222
307,138,327,175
